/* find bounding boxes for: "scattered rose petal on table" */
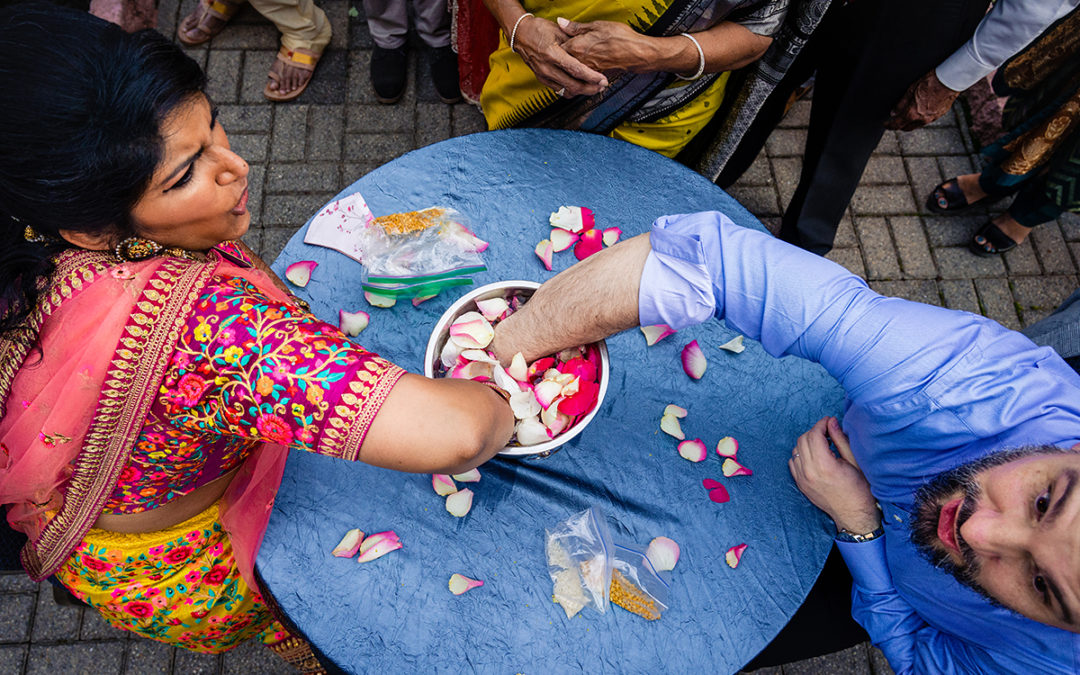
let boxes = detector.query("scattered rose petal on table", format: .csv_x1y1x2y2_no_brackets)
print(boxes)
718,335,746,353
681,340,707,379
573,228,604,261
445,488,474,517
708,484,731,503
357,531,403,563
447,222,489,252
475,297,509,321
448,574,484,595
432,474,457,496
411,293,438,307
507,352,528,381
725,543,748,569
702,478,723,490
331,528,365,557
722,457,753,477
550,228,579,252
449,311,495,349
549,205,594,233
602,227,622,247
640,324,675,346
339,310,369,337
534,239,554,271
663,404,687,418
678,438,707,462
285,261,317,287
364,290,397,308
645,537,680,572
451,468,481,483
660,414,685,440
715,436,739,459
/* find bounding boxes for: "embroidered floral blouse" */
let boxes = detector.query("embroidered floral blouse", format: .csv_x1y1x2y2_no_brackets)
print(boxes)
102,249,404,514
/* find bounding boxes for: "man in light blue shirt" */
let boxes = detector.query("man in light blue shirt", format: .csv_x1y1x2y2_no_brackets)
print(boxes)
493,212,1080,673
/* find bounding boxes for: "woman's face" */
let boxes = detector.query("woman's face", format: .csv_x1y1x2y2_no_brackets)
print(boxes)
129,94,250,251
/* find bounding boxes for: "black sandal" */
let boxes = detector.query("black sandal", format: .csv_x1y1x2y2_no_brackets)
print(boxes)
969,221,1019,257
927,178,984,214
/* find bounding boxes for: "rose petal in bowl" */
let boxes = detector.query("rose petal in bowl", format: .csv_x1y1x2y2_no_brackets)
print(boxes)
461,349,499,364
515,416,550,446
533,380,563,409
450,360,493,381
534,239,554,271
718,335,746,353
660,414,685,440
339,310,369,337
678,438,707,462
602,227,622,246
557,378,599,417
509,390,541,419
451,468,481,483
432,474,457,496
550,228,579,253
725,543,748,568
715,436,739,459
475,297,510,321
440,339,464,369
332,528,365,557
285,260,317,287
722,458,753,477
507,352,528,381
364,291,397,308
492,364,522,394
681,339,707,379
449,311,494,349
663,404,687,418
541,402,571,435
645,536,680,571
640,324,675,346
527,357,556,380
448,573,484,595
446,488,474,517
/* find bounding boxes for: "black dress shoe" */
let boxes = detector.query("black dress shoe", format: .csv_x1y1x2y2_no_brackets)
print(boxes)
429,45,462,104
371,45,407,104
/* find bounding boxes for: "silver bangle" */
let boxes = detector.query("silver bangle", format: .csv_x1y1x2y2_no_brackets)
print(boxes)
675,32,705,81
509,12,534,53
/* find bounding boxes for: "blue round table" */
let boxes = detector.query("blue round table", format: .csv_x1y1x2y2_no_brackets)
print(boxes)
263,129,844,674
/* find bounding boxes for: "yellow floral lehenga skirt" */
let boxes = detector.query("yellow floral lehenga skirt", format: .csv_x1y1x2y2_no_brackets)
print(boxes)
55,502,286,653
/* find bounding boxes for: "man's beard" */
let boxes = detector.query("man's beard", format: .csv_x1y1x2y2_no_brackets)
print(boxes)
909,446,1066,604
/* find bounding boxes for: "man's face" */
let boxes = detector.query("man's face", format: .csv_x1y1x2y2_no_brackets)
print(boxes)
911,447,1080,633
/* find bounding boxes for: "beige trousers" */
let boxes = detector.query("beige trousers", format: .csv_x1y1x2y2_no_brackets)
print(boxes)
247,0,332,53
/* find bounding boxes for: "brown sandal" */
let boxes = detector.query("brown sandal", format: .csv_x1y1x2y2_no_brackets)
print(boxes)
177,0,245,46
264,47,321,102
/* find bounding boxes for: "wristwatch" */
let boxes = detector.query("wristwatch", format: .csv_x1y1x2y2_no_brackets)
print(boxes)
835,525,884,543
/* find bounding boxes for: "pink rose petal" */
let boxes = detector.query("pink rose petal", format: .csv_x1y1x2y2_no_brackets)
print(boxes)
715,436,739,459
492,364,522,394
357,532,403,563
718,336,746,353
645,536,680,572
507,352,528,381
527,357,556,380
331,528,365,557
440,339,464,369
448,223,489,252
339,310,370,337
509,390,541,419
450,360,494,381
550,228,580,253
533,380,563,409
364,290,397,308
448,573,484,595
432,474,457,496
449,311,494,349
722,457,753,477
678,438,707,462
573,228,604,261
681,340,707,379
549,205,593,233
475,297,510,321
461,349,499,364
602,227,622,247
541,402,571,435
560,357,596,382
515,416,549,446
557,378,599,417
451,468,481,483
725,543,748,568
446,488,474,517
534,239,554,271
285,260,317,287
708,485,731,503
660,414,685,440
411,293,438,307
663,404,687,418
702,478,723,490
640,324,675,346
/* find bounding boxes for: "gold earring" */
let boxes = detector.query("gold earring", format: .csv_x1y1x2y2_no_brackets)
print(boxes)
114,237,164,261
23,225,49,243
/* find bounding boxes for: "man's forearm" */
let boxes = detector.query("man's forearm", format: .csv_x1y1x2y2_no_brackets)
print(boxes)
491,233,652,364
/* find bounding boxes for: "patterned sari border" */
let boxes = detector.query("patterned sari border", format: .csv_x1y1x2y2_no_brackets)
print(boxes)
342,361,406,462
24,258,219,580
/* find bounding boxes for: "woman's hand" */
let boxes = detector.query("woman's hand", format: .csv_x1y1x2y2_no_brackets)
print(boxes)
513,15,608,97
559,18,666,73
789,417,880,534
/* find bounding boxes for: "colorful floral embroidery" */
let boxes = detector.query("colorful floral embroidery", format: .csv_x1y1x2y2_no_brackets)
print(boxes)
103,273,403,513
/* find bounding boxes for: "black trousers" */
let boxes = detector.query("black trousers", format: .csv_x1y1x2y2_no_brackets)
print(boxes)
719,0,991,254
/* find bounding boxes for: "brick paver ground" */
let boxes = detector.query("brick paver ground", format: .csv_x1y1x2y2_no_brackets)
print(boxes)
3,0,1078,673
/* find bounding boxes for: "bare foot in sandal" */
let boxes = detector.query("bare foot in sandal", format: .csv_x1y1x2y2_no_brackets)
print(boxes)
264,47,320,102
955,174,989,205
178,0,243,46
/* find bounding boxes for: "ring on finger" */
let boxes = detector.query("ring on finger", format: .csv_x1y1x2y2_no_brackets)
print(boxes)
792,452,800,459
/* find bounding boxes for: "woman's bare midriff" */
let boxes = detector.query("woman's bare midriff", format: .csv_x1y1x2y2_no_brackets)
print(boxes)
92,467,241,533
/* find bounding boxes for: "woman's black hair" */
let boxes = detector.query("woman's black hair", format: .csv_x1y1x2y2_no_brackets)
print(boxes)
0,1,207,339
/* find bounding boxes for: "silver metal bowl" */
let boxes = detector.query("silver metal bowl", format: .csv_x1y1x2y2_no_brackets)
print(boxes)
423,280,610,457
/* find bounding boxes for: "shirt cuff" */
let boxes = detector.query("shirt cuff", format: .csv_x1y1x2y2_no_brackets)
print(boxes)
638,218,718,330
935,48,991,92
836,536,893,593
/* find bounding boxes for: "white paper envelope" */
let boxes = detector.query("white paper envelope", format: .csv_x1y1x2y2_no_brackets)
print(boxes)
303,192,375,263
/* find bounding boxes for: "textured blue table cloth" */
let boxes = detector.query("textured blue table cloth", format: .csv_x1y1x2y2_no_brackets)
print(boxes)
263,129,844,674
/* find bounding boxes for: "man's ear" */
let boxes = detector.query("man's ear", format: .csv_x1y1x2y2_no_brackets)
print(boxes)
57,229,113,251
